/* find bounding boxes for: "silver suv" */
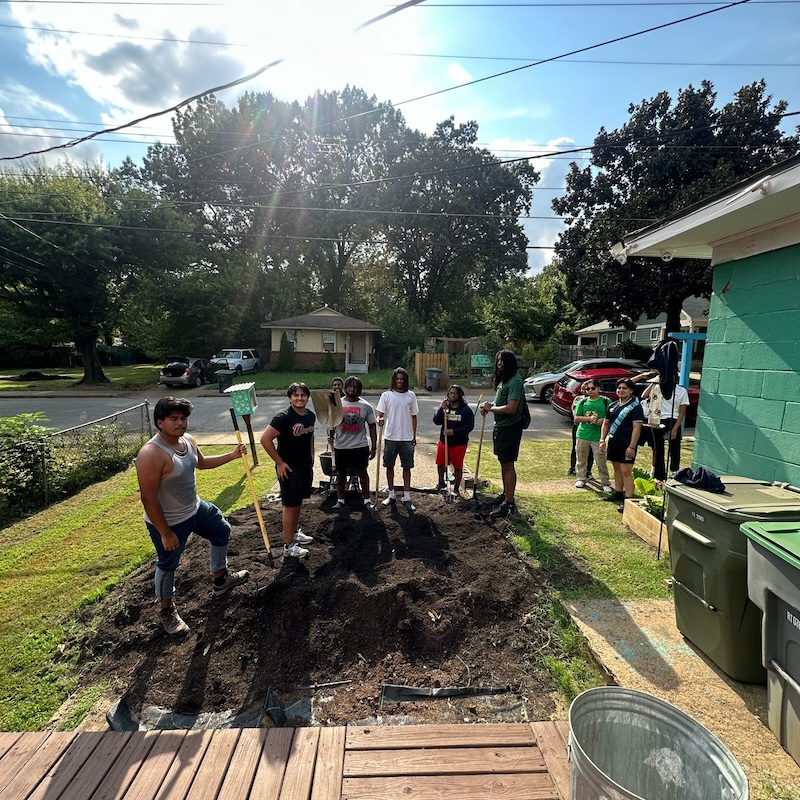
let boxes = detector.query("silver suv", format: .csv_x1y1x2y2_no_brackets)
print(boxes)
211,348,261,375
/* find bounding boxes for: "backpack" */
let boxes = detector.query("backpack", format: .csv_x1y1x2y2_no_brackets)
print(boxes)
576,396,611,418
521,397,531,429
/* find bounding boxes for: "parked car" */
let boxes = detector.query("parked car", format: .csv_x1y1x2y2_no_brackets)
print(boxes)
550,367,700,424
524,358,648,404
158,356,216,388
210,348,261,375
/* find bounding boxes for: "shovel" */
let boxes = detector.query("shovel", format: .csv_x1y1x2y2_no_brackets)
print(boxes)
472,395,487,504
373,414,384,509
442,408,454,504
230,409,274,567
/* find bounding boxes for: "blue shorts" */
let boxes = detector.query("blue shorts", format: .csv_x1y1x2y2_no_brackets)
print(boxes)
383,440,415,470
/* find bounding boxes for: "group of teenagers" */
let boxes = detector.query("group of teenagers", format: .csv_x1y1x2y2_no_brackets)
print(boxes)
567,370,690,510
135,351,528,634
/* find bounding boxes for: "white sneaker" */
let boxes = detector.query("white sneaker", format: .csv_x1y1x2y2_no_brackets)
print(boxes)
381,495,395,507
284,542,308,559
334,499,346,509
160,605,189,635
602,485,614,494
575,480,586,489
363,499,374,510
293,530,314,544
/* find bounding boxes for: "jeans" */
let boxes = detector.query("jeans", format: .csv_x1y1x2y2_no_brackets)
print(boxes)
146,500,231,601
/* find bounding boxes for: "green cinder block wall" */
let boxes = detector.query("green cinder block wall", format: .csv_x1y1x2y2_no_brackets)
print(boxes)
693,244,800,485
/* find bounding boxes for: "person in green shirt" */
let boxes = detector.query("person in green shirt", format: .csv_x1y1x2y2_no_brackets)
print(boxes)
573,380,613,493
480,350,524,518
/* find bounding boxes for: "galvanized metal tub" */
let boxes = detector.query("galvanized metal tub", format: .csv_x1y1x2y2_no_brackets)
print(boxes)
568,687,748,800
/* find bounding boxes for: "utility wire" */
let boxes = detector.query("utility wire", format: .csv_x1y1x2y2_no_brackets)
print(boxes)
0,0,429,162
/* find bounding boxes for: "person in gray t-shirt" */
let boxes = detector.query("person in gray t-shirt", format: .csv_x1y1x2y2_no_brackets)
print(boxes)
332,376,377,509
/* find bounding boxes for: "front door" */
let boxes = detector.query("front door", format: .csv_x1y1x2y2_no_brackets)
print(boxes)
349,333,367,365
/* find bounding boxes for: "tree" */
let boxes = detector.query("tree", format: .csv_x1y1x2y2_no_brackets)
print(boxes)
383,119,538,330
552,80,800,332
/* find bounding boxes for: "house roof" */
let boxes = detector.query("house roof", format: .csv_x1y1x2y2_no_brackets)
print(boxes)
262,306,381,332
611,154,800,264
574,296,709,335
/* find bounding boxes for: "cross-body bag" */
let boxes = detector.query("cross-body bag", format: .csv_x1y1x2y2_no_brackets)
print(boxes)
609,399,639,438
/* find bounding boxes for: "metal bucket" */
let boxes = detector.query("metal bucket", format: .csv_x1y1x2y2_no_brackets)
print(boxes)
319,451,333,477
568,687,748,800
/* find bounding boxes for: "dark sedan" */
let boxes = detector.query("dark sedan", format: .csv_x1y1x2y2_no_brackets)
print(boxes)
158,357,216,388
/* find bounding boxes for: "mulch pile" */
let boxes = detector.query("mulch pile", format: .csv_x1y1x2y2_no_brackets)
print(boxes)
74,490,568,727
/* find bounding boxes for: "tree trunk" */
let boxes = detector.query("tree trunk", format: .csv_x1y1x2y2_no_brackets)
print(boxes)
76,336,110,385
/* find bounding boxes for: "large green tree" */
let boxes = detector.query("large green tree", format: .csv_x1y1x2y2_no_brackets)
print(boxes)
552,80,800,332
382,118,538,330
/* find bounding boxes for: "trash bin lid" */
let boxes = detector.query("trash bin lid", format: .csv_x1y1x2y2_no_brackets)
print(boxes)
741,521,800,570
665,475,800,520
425,367,442,374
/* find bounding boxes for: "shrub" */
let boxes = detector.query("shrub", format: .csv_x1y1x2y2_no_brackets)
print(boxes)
317,351,336,372
275,333,295,371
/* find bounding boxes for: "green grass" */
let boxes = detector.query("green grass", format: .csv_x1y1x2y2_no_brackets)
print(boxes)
0,447,277,730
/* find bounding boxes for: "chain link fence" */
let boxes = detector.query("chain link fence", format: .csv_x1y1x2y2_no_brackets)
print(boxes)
0,402,152,524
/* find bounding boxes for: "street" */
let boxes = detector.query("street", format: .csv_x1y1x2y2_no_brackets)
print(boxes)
0,389,572,442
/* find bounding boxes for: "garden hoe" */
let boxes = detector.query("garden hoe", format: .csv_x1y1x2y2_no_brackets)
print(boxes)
442,411,454,504
230,409,274,568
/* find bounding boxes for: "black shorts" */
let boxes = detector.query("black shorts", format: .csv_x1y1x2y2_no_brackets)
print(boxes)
279,463,313,506
493,423,523,463
607,438,637,464
334,446,369,472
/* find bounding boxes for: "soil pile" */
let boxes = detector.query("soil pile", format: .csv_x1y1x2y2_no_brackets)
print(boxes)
75,492,569,727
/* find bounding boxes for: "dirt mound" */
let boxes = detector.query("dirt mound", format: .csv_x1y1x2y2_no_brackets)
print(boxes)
75,492,567,727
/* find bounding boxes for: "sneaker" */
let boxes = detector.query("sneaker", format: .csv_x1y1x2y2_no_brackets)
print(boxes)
603,491,624,502
617,503,625,513
212,568,250,596
602,485,614,494
363,499,374,510
334,498,346,509
284,542,308,559
160,605,189,635
575,480,586,489
293,529,314,544
566,469,576,476
436,481,446,491
489,501,516,519
381,495,396,507
403,499,415,512
587,473,594,480
491,492,506,506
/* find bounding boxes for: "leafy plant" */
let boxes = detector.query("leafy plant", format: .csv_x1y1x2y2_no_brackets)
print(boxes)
632,467,665,518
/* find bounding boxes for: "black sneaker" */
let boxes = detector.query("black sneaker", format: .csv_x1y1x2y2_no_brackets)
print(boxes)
436,481,446,491
212,568,250,596
489,501,516,519
603,491,625,502
566,469,576,476
490,492,506,506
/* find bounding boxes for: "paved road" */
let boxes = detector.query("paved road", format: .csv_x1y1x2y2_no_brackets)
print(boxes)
0,389,572,442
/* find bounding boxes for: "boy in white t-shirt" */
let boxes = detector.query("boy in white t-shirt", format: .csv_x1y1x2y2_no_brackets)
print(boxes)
376,367,419,512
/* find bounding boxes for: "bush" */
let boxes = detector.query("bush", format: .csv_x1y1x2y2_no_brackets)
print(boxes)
275,333,295,371
317,351,336,372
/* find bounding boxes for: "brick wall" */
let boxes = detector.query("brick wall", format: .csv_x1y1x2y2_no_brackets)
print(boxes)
693,244,800,484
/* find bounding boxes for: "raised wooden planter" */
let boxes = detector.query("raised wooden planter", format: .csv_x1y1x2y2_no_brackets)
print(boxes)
622,499,669,554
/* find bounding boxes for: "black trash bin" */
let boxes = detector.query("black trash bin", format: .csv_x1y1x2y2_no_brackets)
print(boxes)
665,476,800,683
216,369,236,393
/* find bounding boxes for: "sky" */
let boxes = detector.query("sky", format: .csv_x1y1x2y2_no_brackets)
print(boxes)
1,0,799,271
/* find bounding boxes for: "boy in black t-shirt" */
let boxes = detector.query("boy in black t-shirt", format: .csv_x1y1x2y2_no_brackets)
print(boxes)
260,382,317,558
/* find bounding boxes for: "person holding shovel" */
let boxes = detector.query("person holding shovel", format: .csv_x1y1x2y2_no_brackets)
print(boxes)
433,385,474,497
332,376,378,510
260,382,317,559
136,397,250,636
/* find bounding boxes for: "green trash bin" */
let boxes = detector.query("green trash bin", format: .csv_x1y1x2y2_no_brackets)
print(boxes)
665,476,800,683
425,367,442,392
216,369,236,393
741,521,800,766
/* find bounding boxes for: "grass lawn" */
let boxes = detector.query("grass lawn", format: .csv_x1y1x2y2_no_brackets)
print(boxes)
0,438,691,730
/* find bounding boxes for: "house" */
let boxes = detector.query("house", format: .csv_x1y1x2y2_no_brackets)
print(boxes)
262,306,381,374
574,297,709,356
611,154,800,485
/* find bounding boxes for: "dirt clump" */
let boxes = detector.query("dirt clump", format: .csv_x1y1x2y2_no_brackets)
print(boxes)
74,492,571,728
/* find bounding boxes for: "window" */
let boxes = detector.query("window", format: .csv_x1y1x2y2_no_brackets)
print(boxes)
628,331,636,341
600,333,608,345
285,331,297,350
322,330,335,353
615,332,624,344
650,328,660,341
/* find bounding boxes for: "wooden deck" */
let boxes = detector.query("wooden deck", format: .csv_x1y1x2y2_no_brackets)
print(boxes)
0,722,570,800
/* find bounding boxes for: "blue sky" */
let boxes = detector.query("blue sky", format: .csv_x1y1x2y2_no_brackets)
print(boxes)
1,0,798,270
